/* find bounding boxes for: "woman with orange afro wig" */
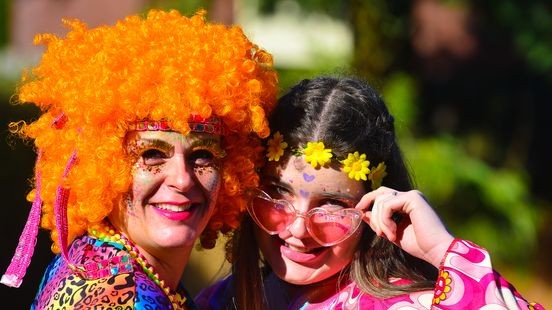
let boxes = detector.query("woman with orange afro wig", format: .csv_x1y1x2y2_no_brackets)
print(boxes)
1,9,277,309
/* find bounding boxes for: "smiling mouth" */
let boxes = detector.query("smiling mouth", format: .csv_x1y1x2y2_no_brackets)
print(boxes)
280,241,327,263
153,203,192,212
284,242,323,254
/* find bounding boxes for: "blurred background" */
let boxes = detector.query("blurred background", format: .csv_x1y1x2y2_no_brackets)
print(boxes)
1,0,550,308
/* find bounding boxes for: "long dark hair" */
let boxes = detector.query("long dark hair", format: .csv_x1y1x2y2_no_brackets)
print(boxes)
230,76,437,309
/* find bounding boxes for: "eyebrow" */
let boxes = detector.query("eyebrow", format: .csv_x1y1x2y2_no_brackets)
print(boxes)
139,138,174,152
264,175,359,202
317,192,358,203
190,139,220,148
264,175,293,191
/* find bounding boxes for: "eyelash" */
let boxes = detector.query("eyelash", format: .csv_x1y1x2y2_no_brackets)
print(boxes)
188,149,216,167
264,184,290,197
141,148,169,165
320,199,350,209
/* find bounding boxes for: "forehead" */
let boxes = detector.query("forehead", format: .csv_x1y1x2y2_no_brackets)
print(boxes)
125,130,221,145
264,156,366,199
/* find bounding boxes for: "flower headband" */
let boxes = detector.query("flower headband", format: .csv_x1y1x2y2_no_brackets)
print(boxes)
266,131,387,190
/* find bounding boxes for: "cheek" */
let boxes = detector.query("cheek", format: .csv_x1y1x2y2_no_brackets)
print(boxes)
131,163,164,195
330,229,362,261
194,166,221,194
135,161,163,174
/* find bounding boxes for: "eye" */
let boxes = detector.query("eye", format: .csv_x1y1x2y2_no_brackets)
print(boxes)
318,199,351,211
141,148,168,165
189,149,215,167
263,184,292,200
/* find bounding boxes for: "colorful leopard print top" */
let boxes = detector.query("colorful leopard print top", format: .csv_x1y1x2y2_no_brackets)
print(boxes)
31,235,197,310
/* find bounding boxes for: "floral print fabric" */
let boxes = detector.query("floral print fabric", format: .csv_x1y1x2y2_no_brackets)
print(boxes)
196,239,544,309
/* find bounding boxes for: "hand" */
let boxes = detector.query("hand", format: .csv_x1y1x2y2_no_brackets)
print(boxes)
355,186,455,267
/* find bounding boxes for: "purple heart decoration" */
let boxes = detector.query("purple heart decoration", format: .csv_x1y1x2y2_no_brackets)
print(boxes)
299,189,310,198
303,173,315,182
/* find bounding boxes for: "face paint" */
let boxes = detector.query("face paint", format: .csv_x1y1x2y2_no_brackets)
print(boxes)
255,156,366,286
293,156,307,171
111,130,222,253
125,194,136,217
302,173,315,183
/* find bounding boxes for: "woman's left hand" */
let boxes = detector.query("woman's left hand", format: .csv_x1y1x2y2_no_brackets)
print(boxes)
355,186,455,267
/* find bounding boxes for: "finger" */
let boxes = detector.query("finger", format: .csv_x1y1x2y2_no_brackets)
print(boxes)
362,210,380,237
355,192,376,212
376,194,395,240
369,198,382,236
355,186,396,212
357,187,400,237
371,191,397,237
376,191,404,241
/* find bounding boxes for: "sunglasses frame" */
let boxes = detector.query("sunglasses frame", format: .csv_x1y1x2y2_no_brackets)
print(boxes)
247,189,364,246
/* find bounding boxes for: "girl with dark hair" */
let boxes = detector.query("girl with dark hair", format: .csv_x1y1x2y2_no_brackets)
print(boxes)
196,76,542,309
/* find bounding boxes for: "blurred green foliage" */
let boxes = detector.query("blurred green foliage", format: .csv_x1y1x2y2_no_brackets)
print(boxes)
488,0,552,74
383,73,538,265
144,0,211,16
353,0,550,269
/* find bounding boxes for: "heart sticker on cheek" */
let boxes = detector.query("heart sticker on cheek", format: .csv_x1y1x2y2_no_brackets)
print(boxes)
303,173,315,182
299,189,310,198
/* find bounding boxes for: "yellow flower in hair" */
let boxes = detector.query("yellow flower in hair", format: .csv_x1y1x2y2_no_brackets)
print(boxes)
303,141,332,168
266,131,288,161
369,162,387,190
342,152,370,181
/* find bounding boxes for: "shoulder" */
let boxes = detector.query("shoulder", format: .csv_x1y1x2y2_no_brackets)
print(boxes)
195,276,234,310
32,235,139,309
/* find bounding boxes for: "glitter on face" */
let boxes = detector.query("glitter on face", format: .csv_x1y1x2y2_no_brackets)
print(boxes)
190,139,226,159
114,130,223,255
293,156,307,171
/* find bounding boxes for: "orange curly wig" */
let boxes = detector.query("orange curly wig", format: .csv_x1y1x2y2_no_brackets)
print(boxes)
13,9,278,253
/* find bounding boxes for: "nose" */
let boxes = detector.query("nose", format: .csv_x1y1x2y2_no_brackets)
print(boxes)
166,154,195,192
285,201,311,239
287,214,309,239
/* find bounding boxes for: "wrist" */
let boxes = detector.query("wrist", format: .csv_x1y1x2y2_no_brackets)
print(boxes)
427,235,456,268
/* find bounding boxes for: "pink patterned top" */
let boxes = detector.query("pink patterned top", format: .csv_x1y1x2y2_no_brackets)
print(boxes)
196,239,544,309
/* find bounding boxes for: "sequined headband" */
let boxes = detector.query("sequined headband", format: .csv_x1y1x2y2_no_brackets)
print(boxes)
131,114,226,135
265,131,387,190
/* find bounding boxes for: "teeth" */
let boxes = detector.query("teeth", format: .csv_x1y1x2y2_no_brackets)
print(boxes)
285,243,311,253
154,203,191,212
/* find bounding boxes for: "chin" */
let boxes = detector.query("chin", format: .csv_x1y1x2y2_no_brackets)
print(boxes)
155,227,199,248
280,268,337,286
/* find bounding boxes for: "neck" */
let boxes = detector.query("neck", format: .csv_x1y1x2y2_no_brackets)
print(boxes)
137,243,191,290
101,218,192,291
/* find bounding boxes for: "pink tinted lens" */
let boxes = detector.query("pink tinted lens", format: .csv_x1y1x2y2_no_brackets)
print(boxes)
308,210,361,245
251,196,293,233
